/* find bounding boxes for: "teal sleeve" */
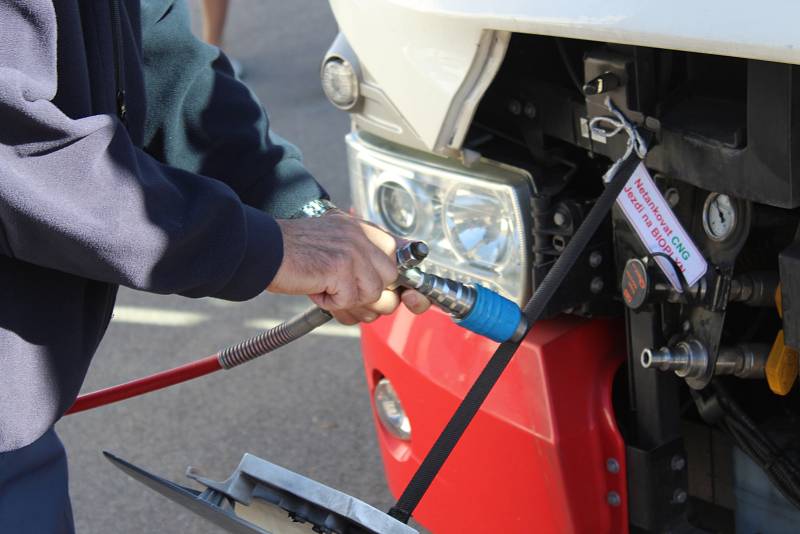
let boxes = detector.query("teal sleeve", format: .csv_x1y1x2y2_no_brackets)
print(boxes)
139,0,328,218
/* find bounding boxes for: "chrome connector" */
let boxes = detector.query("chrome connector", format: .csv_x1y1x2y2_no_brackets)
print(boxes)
397,268,477,318
641,339,709,380
641,339,768,382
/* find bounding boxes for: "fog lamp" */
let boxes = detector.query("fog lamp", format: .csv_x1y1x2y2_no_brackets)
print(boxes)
374,378,411,440
321,57,359,109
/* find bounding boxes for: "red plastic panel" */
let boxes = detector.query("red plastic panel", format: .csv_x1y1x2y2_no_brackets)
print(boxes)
360,307,628,534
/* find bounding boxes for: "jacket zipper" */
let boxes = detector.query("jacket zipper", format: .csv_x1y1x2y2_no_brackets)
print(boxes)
109,0,128,125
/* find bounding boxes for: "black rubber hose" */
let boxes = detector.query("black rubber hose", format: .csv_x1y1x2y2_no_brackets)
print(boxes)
389,151,644,523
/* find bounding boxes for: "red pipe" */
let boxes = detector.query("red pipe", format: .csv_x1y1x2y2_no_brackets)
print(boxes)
66,354,222,415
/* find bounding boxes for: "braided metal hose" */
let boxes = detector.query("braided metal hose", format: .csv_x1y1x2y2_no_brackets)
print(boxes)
218,306,333,369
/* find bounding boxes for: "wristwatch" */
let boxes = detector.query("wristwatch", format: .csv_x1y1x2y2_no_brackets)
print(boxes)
292,198,339,219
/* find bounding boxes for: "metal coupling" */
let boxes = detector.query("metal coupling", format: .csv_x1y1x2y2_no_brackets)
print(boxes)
729,272,779,307
641,339,709,380
397,268,477,318
395,241,429,271
641,339,769,381
715,343,769,379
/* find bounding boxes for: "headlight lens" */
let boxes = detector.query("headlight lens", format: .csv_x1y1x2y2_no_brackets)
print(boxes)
374,378,411,440
376,177,417,236
444,186,512,269
347,133,531,303
321,57,359,109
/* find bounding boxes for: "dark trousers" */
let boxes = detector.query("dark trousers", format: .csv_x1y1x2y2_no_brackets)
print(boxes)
0,428,75,533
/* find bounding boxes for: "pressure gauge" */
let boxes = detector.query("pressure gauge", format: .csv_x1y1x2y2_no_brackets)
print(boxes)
702,192,737,241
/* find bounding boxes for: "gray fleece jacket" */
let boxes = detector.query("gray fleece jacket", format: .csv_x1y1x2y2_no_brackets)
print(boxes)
0,0,327,451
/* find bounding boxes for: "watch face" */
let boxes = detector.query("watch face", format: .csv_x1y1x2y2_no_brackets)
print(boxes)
702,192,737,242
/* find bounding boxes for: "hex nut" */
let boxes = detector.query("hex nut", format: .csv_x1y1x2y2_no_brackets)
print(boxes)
589,251,603,268
508,99,522,115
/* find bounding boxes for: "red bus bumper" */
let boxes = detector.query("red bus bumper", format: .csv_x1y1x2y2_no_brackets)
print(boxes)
359,307,629,534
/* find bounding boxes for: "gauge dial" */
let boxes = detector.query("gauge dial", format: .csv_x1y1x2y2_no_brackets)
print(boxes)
702,193,737,241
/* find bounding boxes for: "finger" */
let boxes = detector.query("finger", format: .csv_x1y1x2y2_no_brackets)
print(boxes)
353,259,385,307
361,289,400,316
360,222,400,258
330,310,362,325
401,290,431,314
340,307,380,323
365,245,400,289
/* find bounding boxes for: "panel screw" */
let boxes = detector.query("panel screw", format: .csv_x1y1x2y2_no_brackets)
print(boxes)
670,455,686,472
672,489,688,504
590,277,604,294
553,211,567,227
524,102,537,119
589,251,603,268
508,99,522,115
607,491,621,506
606,458,620,473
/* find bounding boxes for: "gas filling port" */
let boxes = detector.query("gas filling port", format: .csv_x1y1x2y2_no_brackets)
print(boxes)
641,340,769,381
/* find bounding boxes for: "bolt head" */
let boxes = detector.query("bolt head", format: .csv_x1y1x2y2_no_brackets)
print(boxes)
590,276,604,294
607,491,621,506
523,102,537,119
670,455,686,472
672,489,688,504
589,251,603,268
553,212,567,227
606,458,620,473
508,99,522,115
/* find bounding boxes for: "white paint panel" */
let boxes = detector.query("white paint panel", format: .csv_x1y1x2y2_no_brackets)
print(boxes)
331,0,800,151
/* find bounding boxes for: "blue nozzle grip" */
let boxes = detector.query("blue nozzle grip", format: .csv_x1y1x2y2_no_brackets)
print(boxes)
454,285,523,343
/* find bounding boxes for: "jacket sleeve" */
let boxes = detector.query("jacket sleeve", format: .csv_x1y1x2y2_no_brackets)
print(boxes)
0,1,282,301
139,0,329,219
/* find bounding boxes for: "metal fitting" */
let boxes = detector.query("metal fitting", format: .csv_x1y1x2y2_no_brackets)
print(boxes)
729,272,779,307
395,241,429,271
641,339,709,380
397,268,477,318
715,343,769,379
641,340,768,381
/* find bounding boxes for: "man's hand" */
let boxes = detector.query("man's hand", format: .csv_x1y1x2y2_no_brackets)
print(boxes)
268,212,430,324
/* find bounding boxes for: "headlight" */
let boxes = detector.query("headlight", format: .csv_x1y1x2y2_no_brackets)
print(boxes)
347,133,531,303
321,57,359,110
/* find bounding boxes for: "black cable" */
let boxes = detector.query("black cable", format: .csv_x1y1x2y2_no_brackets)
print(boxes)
388,150,644,524
705,381,800,509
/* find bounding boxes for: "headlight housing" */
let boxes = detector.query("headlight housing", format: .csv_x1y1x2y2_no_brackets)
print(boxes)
347,133,531,303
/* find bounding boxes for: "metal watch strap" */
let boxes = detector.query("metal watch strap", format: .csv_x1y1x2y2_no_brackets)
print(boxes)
292,198,338,219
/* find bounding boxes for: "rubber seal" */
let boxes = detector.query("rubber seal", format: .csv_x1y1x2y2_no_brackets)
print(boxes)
455,285,522,343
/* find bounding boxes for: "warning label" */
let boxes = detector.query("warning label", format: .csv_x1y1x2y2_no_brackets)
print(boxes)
616,163,707,291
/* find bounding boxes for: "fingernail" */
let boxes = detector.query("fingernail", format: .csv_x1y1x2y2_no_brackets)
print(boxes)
363,313,378,322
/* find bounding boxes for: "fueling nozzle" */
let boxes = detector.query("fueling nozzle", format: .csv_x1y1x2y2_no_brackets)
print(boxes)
394,242,527,343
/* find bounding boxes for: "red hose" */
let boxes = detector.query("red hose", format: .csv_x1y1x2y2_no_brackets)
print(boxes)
66,354,222,415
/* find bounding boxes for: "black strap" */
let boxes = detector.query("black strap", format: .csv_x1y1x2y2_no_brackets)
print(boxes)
388,151,644,523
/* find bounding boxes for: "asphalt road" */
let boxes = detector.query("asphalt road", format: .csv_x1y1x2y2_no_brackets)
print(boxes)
56,2,399,532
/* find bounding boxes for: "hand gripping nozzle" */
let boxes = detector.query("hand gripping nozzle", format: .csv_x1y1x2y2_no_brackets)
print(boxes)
394,242,527,343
